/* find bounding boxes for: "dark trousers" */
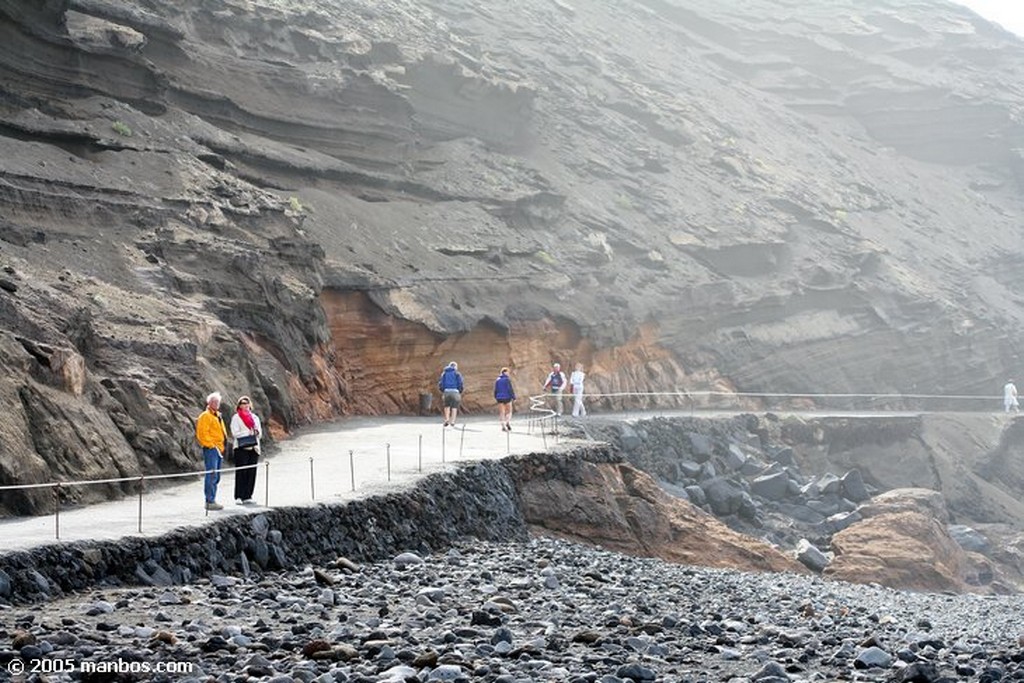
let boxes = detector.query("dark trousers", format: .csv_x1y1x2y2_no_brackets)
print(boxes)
233,447,259,501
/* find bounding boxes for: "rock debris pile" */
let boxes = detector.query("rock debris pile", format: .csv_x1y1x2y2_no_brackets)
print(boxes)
569,415,1024,594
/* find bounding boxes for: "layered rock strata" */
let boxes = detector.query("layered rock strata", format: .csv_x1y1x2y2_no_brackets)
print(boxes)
4,0,1024,512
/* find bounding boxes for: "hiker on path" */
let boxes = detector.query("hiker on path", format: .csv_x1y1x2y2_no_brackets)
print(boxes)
1005,379,1019,413
195,391,227,511
494,367,516,431
230,395,262,505
570,363,587,417
438,361,464,426
543,362,567,416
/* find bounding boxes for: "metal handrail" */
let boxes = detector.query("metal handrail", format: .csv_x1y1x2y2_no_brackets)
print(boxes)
528,389,1000,404
0,425,547,542
0,390,1003,494
0,388,1010,544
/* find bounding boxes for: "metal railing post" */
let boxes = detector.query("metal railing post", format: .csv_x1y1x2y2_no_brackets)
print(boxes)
53,482,61,540
418,434,423,473
386,443,391,482
349,449,355,491
441,427,446,464
263,461,270,506
137,475,144,533
309,457,315,501
459,425,466,459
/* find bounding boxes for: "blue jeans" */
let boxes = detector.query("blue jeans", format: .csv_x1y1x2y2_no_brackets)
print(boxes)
203,447,222,503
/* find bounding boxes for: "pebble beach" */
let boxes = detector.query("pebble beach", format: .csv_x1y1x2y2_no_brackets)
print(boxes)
3,536,1024,682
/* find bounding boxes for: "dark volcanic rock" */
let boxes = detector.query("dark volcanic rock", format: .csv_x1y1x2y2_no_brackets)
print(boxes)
0,453,532,603
570,413,1024,592
4,536,1024,682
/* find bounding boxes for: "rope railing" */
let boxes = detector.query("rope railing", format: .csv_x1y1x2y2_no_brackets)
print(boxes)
524,387,1005,446
530,389,1000,403
0,467,233,492
0,388,1008,544
0,422,546,543
526,389,1002,416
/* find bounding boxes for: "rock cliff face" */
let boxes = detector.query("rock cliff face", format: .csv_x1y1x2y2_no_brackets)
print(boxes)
3,0,1024,509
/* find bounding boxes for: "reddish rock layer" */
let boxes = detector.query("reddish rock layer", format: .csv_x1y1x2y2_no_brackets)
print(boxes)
321,290,727,415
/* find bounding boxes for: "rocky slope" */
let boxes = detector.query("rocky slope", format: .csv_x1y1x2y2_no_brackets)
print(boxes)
571,412,1024,593
520,458,804,575
4,0,1024,510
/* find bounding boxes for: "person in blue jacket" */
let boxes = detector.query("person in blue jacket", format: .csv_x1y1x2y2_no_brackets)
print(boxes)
438,361,464,426
493,367,516,431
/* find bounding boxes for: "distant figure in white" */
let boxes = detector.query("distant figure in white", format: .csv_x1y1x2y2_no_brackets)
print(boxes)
1005,379,1020,413
570,363,587,417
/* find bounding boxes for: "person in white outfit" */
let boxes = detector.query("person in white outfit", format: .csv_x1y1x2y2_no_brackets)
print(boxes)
570,363,587,417
230,395,263,505
1005,379,1019,413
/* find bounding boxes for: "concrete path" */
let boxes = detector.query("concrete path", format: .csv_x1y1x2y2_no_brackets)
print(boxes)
0,405,953,554
0,414,564,553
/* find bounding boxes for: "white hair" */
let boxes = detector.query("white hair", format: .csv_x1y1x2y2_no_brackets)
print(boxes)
206,391,222,405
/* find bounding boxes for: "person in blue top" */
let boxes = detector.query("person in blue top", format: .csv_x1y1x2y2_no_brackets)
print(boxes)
438,361,464,426
493,367,516,431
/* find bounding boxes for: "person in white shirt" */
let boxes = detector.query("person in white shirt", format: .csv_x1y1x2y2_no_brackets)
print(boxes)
570,363,587,417
1004,379,1019,413
230,395,263,505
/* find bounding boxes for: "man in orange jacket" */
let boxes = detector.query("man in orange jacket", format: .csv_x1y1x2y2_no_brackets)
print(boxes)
195,392,227,510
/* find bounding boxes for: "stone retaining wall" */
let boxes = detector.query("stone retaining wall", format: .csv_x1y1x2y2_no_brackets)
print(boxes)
0,445,617,604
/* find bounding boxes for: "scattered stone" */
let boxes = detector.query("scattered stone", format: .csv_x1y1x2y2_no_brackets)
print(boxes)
948,525,991,554
334,556,360,572
724,444,748,471
0,516,1022,683
313,568,335,586
795,539,830,573
394,552,424,566
854,645,893,669
751,471,790,501
841,469,870,502
11,630,36,649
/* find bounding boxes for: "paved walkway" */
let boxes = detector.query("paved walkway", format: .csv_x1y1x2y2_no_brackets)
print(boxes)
0,414,563,553
0,405,954,554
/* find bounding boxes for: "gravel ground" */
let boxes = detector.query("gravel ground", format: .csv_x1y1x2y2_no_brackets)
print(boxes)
2,536,1023,682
